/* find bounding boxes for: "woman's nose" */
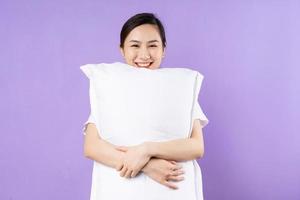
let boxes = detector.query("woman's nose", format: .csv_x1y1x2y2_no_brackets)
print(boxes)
138,48,151,59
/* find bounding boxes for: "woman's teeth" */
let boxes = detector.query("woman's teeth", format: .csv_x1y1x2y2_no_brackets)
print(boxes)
136,62,152,67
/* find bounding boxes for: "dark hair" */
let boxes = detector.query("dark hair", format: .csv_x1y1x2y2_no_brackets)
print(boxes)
120,13,166,48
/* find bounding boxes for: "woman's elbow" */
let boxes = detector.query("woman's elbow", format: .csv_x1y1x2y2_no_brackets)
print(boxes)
84,145,92,158
195,146,205,159
83,124,99,158
83,139,96,158
199,148,205,158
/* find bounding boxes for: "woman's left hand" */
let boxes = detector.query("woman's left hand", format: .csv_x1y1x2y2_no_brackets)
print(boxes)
115,142,151,178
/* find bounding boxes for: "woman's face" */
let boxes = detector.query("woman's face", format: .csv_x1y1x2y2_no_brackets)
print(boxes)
120,24,165,69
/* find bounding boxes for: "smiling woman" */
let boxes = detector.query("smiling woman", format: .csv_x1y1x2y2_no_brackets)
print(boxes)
82,12,209,200
119,13,166,69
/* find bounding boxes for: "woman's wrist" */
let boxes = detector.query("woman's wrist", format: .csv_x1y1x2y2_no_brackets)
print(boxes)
141,160,150,173
141,157,156,173
114,151,125,171
143,141,156,157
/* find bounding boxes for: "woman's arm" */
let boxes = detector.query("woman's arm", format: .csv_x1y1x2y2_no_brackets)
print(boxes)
117,120,205,162
145,119,205,161
83,123,125,170
85,123,156,175
141,158,185,190
84,123,186,188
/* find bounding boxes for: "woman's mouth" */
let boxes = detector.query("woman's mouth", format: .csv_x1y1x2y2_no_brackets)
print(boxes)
135,62,153,68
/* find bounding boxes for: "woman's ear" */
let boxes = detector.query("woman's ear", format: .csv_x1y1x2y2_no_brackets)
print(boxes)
162,47,166,58
120,47,125,57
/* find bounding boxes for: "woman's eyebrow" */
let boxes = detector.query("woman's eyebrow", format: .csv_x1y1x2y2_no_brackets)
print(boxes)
148,40,159,43
129,40,141,43
129,39,159,43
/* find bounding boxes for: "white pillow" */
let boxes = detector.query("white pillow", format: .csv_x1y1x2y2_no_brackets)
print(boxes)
80,62,209,200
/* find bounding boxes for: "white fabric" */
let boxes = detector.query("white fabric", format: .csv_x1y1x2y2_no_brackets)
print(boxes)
82,101,207,135
80,62,209,200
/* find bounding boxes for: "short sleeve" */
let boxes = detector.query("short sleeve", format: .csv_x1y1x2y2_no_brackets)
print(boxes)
82,113,96,135
192,101,209,128
192,72,209,128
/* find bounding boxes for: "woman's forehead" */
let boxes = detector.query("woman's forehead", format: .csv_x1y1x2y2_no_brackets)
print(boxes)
125,24,162,41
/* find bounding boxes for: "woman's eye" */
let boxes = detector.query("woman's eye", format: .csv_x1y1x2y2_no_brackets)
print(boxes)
149,45,157,48
131,44,139,47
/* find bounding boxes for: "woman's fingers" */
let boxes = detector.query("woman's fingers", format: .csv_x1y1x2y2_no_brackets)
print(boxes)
131,169,139,178
163,180,179,190
116,163,123,171
171,164,183,171
171,170,185,176
119,166,135,179
169,160,182,166
167,175,185,182
119,166,127,177
124,169,132,178
169,160,177,165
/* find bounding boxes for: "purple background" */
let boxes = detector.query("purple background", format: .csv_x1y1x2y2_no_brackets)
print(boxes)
1,1,299,199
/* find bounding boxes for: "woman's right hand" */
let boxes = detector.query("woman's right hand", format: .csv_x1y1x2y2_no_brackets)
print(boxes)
142,158,185,190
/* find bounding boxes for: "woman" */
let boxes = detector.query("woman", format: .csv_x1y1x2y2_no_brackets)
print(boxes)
83,12,207,197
